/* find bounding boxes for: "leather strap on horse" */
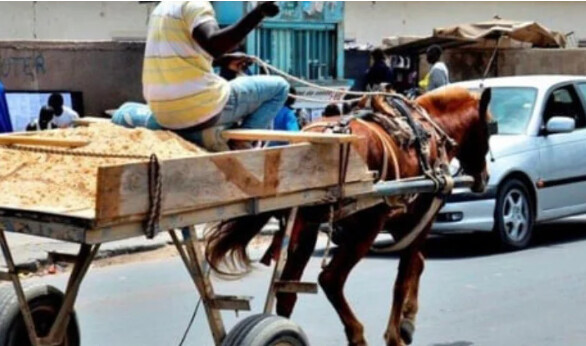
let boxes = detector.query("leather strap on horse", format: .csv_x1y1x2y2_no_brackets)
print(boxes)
370,196,444,254
389,97,433,175
354,118,401,182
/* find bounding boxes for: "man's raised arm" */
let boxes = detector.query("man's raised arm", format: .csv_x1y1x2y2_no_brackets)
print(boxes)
193,2,279,59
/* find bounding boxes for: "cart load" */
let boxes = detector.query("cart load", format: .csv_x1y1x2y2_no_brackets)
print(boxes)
0,123,203,212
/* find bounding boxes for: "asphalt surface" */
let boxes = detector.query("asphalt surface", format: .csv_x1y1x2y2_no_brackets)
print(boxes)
22,221,586,346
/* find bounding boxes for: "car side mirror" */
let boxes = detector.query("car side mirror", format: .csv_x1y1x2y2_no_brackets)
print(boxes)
546,116,575,134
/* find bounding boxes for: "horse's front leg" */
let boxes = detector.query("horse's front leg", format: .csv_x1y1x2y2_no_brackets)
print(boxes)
384,228,429,346
319,205,388,346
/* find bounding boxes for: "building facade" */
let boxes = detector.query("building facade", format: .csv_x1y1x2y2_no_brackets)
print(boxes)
1,2,585,47
345,1,585,46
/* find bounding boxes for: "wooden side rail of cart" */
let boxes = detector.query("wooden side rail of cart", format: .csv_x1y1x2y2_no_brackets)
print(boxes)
0,131,475,346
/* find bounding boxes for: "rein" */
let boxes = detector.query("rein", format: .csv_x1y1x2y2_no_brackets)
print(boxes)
249,55,457,150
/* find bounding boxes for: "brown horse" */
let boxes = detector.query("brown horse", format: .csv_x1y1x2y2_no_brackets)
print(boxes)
205,86,492,346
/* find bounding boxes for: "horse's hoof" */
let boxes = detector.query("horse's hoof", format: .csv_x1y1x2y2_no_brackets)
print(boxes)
348,341,367,346
400,320,415,345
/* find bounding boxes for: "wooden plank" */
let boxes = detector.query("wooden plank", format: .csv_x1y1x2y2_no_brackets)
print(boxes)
95,143,371,222
210,295,252,311
0,218,88,243
274,281,318,294
182,227,226,344
0,136,90,148
73,117,111,127
264,208,298,314
86,180,373,244
0,180,373,245
222,129,359,144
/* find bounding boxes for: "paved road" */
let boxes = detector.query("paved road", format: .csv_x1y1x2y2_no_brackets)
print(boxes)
24,221,586,346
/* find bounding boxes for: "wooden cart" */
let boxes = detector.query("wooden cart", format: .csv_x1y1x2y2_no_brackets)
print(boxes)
0,132,473,346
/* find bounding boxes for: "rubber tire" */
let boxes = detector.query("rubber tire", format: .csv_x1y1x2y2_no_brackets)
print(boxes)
222,314,309,346
0,283,80,346
493,178,534,250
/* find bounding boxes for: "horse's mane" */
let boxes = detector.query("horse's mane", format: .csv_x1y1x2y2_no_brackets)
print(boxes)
416,86,479,116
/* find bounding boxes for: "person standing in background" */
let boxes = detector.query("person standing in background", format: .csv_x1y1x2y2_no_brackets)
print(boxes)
421,45,450,92
269,87,300,147
48,93,79,128
26,106,56,131
364,48,394,91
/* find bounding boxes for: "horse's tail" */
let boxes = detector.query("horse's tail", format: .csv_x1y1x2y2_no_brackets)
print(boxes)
205,213,272,275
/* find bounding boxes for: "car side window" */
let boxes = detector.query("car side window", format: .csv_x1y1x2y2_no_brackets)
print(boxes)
543,85,586,129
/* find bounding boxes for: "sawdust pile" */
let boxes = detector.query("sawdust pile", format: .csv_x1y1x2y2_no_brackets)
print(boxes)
0,123,205,212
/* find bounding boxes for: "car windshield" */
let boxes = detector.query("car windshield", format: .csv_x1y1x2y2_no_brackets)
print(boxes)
485,87,537,135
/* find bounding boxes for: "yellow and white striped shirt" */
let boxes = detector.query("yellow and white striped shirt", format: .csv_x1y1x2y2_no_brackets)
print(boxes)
143,1,230,129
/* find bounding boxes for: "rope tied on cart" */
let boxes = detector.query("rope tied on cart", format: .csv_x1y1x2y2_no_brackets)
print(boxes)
144,154,162,239
0,144,152,160
0,144,163,239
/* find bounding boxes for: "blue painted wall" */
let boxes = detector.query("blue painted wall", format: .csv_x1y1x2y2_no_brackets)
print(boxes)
212,1,345,80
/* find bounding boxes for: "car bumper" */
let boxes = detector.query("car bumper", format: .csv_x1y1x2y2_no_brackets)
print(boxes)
432,188,496,234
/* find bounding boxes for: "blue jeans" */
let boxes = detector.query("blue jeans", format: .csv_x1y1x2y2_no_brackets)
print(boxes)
112,76,289,150
218,75,289,129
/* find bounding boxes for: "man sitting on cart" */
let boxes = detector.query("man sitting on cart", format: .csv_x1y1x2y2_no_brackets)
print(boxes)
141,1,289,150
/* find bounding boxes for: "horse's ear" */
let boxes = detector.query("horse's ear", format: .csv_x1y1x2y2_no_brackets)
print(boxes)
479,88,492,121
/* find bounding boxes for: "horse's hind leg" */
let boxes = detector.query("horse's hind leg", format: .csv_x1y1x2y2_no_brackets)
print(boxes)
275,212,320,317
319,205,388,346
399,250,424,345
384,230,428,346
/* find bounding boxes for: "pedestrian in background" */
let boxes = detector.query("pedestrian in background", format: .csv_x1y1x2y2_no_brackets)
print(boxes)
364,48,394,91
269,87,299,147
420,45,450,92
322,104,342,118
26,106,56,131
48,93,79,128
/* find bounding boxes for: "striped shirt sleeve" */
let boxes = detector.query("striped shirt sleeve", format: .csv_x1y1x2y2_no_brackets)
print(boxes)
183,1,217,33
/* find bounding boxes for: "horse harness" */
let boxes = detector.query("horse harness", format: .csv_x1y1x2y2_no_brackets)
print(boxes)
305,96,456,201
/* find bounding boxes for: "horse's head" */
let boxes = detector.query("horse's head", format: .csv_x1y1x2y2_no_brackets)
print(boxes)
457,88,492,193
417,87,493,193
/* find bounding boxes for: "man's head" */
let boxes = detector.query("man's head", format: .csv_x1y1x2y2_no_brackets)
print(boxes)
371,48,386,63
48,93,64,115
323,104,341,117
426,45,443,65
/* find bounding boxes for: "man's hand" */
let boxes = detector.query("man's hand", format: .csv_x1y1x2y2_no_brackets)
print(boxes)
257,2,280,18
214,53,253,73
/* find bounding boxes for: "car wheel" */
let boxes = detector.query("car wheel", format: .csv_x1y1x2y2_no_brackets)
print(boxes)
494,179,534,250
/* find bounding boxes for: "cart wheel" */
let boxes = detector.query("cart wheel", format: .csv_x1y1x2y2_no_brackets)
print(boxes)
0,284,80,346
223,314,309,346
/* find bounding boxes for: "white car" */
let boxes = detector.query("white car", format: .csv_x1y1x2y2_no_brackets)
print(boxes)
433,75,586,249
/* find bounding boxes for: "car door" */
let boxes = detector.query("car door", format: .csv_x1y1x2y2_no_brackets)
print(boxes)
538,84,586,219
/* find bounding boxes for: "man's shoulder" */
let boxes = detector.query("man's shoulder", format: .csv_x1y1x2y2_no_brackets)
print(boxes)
431,62,448,72
62,106,79,117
